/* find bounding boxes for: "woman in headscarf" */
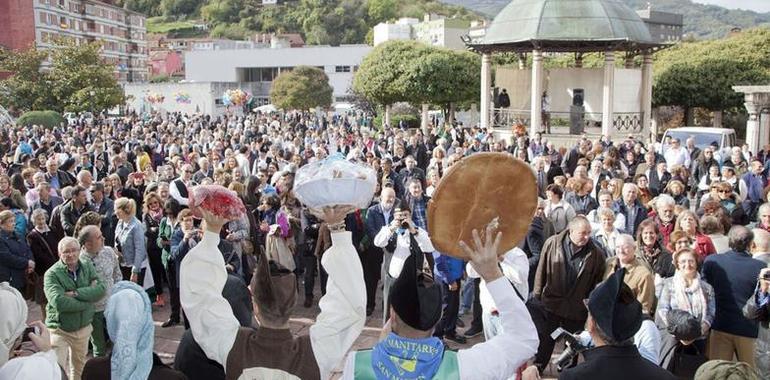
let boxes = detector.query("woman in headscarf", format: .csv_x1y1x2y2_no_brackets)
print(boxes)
81,281,187,380
0,283,61,379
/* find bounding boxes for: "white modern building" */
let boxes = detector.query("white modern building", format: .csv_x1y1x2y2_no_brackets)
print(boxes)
373,14,472,50
125,44,372,116
184,44,371,103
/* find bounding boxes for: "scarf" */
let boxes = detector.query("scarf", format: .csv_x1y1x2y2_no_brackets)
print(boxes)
371,333,444,380
0,282,27,368
148,207,163,222
672,271,707,321
105,281,154,380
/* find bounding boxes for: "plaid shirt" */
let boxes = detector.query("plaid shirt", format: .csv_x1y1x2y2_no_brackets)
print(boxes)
409,195,429,230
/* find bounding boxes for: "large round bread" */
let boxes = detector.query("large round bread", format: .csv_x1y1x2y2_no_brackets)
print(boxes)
427,153,537,259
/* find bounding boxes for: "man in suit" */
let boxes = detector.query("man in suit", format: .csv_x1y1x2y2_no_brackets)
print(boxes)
398,155,426,192
614,183,648,238
647,160,671,197
364,187,398,316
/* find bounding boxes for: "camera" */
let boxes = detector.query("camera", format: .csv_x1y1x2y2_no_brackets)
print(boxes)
21,326,40,343
401,221,410,229
551,327,587,372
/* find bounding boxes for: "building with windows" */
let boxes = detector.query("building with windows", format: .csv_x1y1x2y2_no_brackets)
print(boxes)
184,44,371,104
373,14,472,50
0,0,148,82
636,8,684,43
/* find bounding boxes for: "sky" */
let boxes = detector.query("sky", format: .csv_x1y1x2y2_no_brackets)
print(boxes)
694,0,770,13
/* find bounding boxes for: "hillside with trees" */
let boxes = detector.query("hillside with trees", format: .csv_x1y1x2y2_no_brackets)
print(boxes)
114,0,482,45
438,0,770,40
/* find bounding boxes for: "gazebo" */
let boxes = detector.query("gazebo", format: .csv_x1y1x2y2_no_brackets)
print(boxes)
465,0,667,140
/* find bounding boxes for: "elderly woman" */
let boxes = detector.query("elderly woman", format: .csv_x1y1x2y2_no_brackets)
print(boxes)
656,248,715,369
587,190,626,233
592,207,623,259
81,281,186,380
543,184,576,234
565,177,598,215
0,210,34,293
25,209,58,319
714,180,749,225
665,180,690,209
114,198,147,284
0,175,27,212
674,210,716,260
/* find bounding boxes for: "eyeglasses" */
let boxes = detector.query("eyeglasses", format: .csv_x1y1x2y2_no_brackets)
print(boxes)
718,190,731,194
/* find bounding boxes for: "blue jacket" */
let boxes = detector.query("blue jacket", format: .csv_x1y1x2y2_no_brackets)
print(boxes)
114,216,146,274
0,230,33,291
703,250,766,338
433,252,464,285
365,204,397,252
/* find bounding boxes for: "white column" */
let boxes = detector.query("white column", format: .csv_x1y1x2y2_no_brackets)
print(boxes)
530,49,543,139
745,101,760,155
479,53,492,130
760,111,770,150
601,51,615,137
640,52,654,139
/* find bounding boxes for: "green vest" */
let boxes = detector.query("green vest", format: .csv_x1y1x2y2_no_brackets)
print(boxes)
353,349,460,379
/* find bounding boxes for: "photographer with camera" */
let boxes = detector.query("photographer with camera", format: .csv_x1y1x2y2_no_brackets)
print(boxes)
559,269,675,380
374,201,435,321
743,265,770,379
0,282,62,379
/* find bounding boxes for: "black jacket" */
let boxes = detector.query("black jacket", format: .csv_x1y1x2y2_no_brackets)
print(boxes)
559,345,676,380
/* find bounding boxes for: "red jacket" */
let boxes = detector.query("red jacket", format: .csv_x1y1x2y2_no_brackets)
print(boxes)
695,233,716,260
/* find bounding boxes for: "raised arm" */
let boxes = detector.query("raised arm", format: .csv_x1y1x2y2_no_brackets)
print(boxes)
179,231,240,367
310,230,366,380
457,227,538,380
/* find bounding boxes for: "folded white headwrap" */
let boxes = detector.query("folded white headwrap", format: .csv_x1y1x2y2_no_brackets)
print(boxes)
0,282,27,368
0,351,61,380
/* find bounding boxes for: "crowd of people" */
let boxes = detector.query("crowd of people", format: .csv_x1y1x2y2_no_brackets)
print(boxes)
0,110,768,380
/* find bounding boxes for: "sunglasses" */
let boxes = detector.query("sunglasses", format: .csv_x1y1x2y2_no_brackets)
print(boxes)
718,190,731,194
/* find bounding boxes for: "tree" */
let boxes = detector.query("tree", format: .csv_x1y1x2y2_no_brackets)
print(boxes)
353,40,431,108
367,0,397,24
405,48,480,117
0,41,124,113
48,41,125,113
161,0,203,17
0,48,56,112
270,66,333,110
652,28,770,124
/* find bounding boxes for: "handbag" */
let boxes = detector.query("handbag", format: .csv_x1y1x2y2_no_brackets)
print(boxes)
265,231,296,271
671,343,707,378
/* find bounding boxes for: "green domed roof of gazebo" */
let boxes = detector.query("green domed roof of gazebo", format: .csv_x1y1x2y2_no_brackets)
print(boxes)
468,0,661,53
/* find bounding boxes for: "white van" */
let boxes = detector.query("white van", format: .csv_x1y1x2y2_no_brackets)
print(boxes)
658,127,737,159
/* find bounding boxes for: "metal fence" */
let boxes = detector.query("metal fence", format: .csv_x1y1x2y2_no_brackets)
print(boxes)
491,108,643,134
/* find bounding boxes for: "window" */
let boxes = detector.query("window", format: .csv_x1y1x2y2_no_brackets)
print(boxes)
335,65,351,73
